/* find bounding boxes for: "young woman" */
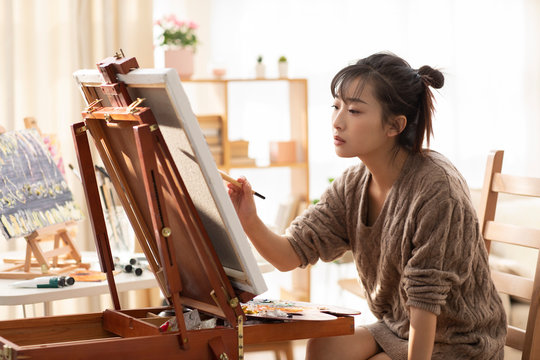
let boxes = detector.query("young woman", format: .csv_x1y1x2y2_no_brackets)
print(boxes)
227,52,507,360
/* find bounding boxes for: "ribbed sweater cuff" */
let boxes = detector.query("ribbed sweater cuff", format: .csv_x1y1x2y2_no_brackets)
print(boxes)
406,299,441,316
286,235,309,268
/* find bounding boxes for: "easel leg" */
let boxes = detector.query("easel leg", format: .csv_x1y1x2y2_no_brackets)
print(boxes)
72,121,121,310
53,234,60,267
58,230,82,263
24,244,32,273
26,235,50,274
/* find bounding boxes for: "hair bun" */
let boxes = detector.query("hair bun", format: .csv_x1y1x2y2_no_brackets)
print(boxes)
418,65,444,89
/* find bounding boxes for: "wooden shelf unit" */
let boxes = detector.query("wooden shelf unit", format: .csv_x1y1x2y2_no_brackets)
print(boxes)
183,78,310,206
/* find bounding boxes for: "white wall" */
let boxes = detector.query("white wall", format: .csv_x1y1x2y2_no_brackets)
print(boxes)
155,0,540,199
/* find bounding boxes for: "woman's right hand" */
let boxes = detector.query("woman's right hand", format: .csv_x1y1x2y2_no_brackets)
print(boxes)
227,176,258,230
227,176,302,272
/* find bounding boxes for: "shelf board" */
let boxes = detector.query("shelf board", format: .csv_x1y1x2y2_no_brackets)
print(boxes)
224,162,308,170
183,78,307,83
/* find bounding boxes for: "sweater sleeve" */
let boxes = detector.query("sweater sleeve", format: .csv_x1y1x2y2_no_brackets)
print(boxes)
403,196,471,316
285,176,350,268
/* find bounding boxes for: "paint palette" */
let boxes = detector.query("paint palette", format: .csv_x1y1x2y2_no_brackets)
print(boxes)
242,299,360,321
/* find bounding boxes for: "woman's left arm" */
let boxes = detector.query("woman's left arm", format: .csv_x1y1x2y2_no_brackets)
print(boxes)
408,306,437,360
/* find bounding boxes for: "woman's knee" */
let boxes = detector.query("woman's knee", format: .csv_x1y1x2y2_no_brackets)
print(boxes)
305,337,328,359
305,327,380,360
368,353,391,360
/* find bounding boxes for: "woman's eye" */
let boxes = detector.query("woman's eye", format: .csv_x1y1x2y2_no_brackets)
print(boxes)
348,109,361,114
331,104,339,110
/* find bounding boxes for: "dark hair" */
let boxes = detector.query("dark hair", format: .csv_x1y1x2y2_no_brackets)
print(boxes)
330,52,444,153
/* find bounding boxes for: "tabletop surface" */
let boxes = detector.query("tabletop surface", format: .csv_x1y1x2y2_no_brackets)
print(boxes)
0,252,158,305
0,251,274,306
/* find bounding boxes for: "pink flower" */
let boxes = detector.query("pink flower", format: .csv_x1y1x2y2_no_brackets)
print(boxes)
154,19,162,26
156,14,199,50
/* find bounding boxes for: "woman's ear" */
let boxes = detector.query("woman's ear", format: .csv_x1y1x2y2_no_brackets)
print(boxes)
386,115,407,137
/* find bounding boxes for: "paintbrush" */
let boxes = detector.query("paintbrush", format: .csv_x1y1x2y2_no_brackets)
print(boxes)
218,170,266,200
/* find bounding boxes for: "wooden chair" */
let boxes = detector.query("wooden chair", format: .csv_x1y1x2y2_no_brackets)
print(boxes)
478,150,540,359
338,278,365,298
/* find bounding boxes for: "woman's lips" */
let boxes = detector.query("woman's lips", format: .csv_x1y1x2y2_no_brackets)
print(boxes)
334,135,345,146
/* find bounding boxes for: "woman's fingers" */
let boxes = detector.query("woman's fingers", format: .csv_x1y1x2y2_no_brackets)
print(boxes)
237,177,253,195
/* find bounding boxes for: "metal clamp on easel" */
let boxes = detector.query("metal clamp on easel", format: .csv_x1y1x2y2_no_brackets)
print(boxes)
127,97,145,114
85,99,102,113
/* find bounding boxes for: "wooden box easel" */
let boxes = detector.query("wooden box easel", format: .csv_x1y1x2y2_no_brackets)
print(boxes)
0,54,354,360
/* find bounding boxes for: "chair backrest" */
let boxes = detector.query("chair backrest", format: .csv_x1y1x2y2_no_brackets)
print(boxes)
477,150,540,359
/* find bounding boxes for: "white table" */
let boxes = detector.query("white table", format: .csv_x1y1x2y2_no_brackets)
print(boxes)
0,251,275,317
0,252,159,316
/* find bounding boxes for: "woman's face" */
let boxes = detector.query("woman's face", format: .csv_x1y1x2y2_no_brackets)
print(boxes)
331,79,394,159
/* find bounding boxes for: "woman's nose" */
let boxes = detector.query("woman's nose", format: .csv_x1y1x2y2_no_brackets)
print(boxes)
332,111,344,130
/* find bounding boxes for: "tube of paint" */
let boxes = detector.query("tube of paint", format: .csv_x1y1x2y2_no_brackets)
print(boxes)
12,276,75,288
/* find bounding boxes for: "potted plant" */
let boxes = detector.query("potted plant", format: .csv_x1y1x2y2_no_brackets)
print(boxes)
155,14,199,80
255,55,266,78
278,55,288,78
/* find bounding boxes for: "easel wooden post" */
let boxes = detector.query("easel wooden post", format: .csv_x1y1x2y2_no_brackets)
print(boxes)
72,121,122,310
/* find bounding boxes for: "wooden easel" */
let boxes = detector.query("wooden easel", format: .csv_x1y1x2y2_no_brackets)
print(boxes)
0,54,354,360
28,52,355,360
72,52,246,358
23,117,43,136
1,221,90,279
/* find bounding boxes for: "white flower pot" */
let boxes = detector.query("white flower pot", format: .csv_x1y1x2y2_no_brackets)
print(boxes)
255,63,266,78
165,47,194,80
278,62,288,78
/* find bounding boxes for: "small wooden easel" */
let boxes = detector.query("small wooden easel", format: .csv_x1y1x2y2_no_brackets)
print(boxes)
1,221,90,279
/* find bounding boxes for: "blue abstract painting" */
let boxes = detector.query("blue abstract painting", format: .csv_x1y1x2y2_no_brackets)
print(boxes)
0,129,82,239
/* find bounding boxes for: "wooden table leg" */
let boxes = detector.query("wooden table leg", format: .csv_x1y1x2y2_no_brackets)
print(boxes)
43,301,52,316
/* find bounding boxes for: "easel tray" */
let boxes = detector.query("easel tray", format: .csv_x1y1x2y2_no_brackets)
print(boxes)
0,307,354,360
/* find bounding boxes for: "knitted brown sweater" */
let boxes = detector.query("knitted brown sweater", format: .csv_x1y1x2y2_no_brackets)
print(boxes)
286,151,506,360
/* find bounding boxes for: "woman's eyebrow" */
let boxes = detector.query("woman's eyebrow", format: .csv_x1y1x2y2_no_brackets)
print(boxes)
345,97,368,105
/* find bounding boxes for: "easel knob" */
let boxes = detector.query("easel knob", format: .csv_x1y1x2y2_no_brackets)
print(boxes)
114,49,125,59
161,227,172,237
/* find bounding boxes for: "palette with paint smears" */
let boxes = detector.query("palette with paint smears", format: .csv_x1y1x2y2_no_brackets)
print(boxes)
242,299,361,321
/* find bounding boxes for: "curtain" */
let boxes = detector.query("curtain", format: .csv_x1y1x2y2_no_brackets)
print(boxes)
524,0,540,177
0,0,153,319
